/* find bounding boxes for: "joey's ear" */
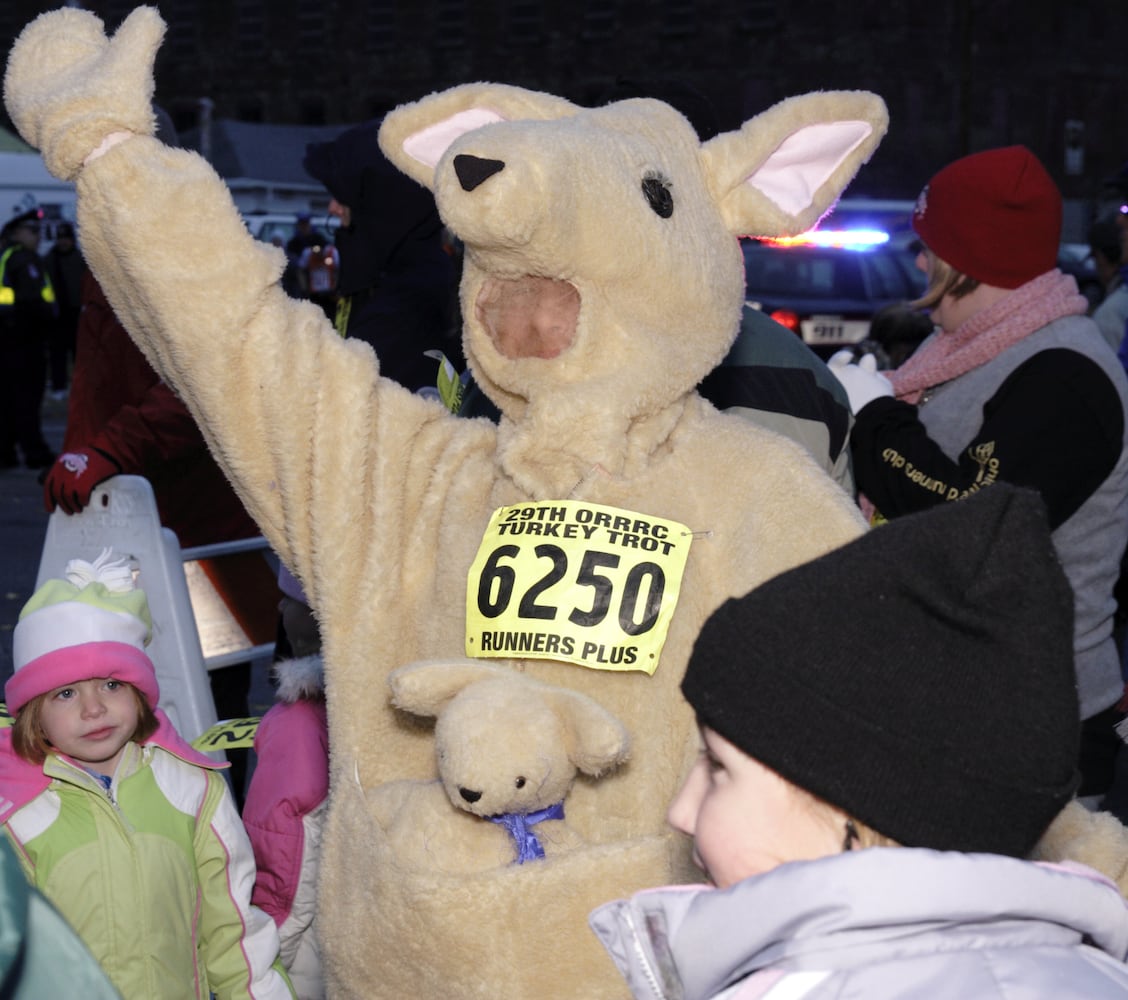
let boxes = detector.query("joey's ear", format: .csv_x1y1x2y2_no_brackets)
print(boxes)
378,82,578,190
701,91,888,238
388,659,514,718
548,689,631,776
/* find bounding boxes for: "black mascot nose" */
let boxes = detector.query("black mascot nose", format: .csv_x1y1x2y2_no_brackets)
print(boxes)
454,154,505,192
459,787,482,803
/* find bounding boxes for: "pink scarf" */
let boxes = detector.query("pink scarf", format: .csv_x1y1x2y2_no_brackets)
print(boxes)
858,269,1087,524
889,270,1088,404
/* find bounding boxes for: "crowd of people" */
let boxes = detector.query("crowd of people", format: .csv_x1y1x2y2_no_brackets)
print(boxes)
5,66,1128,1000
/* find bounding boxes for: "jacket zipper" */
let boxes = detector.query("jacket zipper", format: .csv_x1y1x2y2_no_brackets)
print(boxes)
622,907,670,1000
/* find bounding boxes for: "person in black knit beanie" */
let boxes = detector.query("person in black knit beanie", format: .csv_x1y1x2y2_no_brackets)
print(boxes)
591,484,1128,1000
681,481,1079,858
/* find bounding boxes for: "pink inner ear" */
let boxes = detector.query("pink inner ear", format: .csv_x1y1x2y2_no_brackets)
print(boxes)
402,108,507,168
745,120,873,215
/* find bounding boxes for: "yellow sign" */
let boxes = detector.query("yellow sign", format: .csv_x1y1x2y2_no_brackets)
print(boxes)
0,703,12,728
191,716,261,752
466,501,693,675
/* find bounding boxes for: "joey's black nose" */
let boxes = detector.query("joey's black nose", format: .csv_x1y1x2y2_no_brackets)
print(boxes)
459,787,482,803
454,154,505,192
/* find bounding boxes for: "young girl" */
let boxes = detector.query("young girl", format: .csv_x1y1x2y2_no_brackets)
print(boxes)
590,486,1128,998
0,550,294,1000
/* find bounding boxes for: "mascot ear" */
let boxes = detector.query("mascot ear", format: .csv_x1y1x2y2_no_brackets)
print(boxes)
378,82,578,190
388,659,513,717
701,90,888,238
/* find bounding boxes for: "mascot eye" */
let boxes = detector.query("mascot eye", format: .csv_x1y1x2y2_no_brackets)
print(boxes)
641,174,673,219
515,776,527,789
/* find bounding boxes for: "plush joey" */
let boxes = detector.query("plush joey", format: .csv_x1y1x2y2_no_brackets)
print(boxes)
366,661,629,874
6,9,900,998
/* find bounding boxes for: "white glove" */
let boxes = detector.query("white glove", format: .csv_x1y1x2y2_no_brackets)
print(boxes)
827,350,894,414
3,7,165,180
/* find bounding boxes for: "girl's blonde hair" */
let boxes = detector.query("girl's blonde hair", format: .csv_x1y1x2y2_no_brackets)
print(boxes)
11,682,159,765
911,246,980,312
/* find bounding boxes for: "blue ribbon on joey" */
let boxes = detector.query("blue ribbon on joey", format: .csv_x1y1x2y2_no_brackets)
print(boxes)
488,803,566,864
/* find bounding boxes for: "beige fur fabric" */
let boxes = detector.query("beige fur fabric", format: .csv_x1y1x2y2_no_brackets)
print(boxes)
3,7,161,180
367,661,629,873
1032,800,1128,895
3,9,902,998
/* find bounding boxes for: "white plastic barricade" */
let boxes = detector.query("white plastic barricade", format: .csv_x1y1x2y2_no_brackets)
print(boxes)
36,475,277,747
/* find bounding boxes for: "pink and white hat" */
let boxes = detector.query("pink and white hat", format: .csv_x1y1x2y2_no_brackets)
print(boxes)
6,549,159,714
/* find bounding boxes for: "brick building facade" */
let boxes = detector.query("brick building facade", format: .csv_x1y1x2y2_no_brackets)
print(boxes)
2,1,1125,209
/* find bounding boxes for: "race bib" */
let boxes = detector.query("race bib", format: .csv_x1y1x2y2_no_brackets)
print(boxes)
191,716,261,752
466,501,693,675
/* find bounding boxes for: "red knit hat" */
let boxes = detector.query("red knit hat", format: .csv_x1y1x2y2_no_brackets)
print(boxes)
911,146,1062,289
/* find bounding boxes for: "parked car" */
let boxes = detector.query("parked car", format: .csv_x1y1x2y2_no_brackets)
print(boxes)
241,211,339,247
1057,242,1102,309
741,230,927,359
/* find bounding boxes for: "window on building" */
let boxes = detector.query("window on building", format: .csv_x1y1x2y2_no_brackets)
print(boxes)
582,0,618,40
162,0,199,60
737,0,779,32
660,0,696,38
436,0,467,50
509,2,544,45
296,5,326,52
237,0,266,56
368,0,398,51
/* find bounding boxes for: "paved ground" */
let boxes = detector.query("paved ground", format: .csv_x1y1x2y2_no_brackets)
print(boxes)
0,394,277,721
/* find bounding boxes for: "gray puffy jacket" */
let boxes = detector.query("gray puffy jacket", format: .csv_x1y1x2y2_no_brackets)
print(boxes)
589,847,1128,999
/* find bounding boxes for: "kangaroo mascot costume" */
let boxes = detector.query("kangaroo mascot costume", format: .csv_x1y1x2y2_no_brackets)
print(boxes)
9,8,1122,998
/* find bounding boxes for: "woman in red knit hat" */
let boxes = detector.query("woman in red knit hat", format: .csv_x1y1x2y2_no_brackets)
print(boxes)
828,145,1128,819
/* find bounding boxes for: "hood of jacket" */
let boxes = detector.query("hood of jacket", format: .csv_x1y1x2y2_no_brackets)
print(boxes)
272,653,325,703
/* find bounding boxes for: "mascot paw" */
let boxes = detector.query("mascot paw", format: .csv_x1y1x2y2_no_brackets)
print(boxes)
3,6,165,180
1032,800,1128,898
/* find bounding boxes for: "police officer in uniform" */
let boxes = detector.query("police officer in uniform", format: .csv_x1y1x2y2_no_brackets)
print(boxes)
0,208,57,468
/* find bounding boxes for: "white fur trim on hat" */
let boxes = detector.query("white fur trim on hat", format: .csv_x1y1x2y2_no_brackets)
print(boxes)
273,654,325,703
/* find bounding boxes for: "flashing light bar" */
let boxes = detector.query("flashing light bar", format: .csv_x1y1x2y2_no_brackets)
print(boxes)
761,228,891,249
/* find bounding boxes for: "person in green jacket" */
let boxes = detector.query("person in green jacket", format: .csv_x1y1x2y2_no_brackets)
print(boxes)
0,550,294,1000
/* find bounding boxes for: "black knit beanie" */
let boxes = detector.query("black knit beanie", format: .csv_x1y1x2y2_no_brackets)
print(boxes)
682,484,1080,857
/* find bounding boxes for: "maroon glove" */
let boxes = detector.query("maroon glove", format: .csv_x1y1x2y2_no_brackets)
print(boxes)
43,448,123,514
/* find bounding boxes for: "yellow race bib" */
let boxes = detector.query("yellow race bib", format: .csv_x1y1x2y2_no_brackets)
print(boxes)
466,501,693,675
191,716,261,752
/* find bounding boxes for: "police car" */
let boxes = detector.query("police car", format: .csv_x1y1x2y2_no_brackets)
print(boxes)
741,229,926,358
